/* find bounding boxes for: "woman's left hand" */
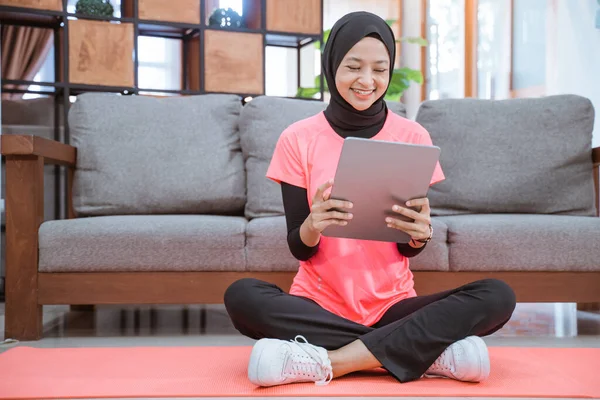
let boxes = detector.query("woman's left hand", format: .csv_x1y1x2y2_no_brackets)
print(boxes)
385,197,432,245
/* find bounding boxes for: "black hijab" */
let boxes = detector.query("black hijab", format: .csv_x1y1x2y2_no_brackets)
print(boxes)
322,12,396,139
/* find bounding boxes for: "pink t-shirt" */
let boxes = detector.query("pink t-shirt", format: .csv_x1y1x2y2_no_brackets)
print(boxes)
266,111,445,326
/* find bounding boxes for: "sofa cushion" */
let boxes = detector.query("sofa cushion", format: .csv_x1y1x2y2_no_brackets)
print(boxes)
244,215,448,272
38,215,247,272
416,95,597,216
245,216,299,272
70,93,246,216
239,96,408,218
438,214,600,272
409,217,450,271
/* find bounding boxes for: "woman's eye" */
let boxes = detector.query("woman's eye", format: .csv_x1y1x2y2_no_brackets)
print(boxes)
375,69,387,73
347,66,360,71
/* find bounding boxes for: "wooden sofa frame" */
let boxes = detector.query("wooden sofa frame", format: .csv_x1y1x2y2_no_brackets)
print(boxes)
2,134,600,340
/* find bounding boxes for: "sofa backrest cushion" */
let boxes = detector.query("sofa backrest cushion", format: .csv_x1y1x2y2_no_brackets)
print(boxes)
70,93,246,216
416,94,597,216
239,96,407,218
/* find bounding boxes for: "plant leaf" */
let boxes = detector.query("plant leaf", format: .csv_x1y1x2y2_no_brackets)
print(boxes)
395,67,423,84
296,87,321,99
397,36,429,46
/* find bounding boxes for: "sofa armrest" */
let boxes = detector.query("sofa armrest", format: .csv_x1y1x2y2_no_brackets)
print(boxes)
1,135,78,339
1,134,76,166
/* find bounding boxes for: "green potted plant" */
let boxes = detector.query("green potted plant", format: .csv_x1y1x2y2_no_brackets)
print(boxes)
208,7,246,29
75,0,115,18
297,20,427,101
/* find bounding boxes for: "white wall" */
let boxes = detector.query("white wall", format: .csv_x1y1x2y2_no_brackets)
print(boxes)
546,0,600,148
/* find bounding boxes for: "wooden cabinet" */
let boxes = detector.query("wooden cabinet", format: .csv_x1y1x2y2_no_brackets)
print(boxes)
266,0,321,35
3,0,323,97
138,0,200,24
69,20,134,87
204,30,263,94
0,0,62,11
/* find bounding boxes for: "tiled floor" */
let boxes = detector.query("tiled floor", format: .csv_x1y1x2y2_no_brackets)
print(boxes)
1,302,599,400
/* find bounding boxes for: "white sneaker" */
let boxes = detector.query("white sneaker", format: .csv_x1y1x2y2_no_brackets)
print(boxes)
424,336,490,382
248,335,333,387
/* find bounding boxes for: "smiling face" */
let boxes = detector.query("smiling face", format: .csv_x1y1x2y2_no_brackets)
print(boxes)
334,36,391,111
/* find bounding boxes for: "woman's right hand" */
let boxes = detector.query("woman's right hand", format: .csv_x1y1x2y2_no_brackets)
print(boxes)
305,179,354,234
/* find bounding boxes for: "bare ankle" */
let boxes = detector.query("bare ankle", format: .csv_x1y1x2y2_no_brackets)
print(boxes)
328,340,381,378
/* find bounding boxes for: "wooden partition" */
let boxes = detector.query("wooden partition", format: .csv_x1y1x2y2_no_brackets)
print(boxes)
1,0,323,97
138,0,201,24
0,0,62,11
266,0,321,34
68,20,134,87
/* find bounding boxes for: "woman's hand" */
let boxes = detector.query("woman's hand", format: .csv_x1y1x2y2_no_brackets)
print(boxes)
305,179,354,234
386,197,432,247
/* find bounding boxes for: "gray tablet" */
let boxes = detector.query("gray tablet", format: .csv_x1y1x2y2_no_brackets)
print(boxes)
322,137,441,243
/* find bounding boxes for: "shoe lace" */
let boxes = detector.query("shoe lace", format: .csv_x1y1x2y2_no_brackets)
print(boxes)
282,335,333,386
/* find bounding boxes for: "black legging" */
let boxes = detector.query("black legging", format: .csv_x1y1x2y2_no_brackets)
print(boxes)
224,277,516,382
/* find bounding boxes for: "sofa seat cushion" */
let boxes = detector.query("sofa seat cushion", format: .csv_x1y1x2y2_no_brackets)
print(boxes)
416,95,597,216
39,215,247,272
410,217,449,271
246,216,299,272
245,216,449,272
438,214,600,271
239,96,408,219
70,93,246,216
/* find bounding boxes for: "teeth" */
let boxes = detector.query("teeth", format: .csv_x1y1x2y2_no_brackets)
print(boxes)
353,89,373,95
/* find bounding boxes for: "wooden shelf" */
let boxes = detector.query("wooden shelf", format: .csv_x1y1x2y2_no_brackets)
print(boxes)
205,0,261,30
0,0,62,11
1,0,323,98
204,29,263,95
138,0,200,24
266,0,321,35
137,21,198,39
68,19,134,87
265,33,320,48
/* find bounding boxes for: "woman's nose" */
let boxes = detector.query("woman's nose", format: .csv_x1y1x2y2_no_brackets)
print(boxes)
357,70,374,86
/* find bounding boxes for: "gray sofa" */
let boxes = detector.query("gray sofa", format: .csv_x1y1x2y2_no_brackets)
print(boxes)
2,93,599,341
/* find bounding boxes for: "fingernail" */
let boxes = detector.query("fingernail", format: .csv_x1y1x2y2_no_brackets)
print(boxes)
348,213,353,218
406,201,411,206
393,205,400,211
348,203,353,208
385,218,391,223
387,224,392,228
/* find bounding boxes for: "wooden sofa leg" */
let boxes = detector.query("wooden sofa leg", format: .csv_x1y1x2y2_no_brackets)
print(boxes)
5,286,42,341
4,155,44,341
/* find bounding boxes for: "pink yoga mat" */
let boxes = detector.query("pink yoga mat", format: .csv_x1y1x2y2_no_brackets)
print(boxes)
0,346,598,399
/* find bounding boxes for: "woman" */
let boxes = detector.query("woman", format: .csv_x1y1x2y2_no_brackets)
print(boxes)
224,11,516,387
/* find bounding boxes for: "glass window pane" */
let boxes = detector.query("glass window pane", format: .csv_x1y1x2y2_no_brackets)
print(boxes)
265,46,298,98
477,0,511,99
511,0,547,91
137,37,181,91
138,36,167,64
426,0,465,99
138,66,168,89
219,0,243,15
